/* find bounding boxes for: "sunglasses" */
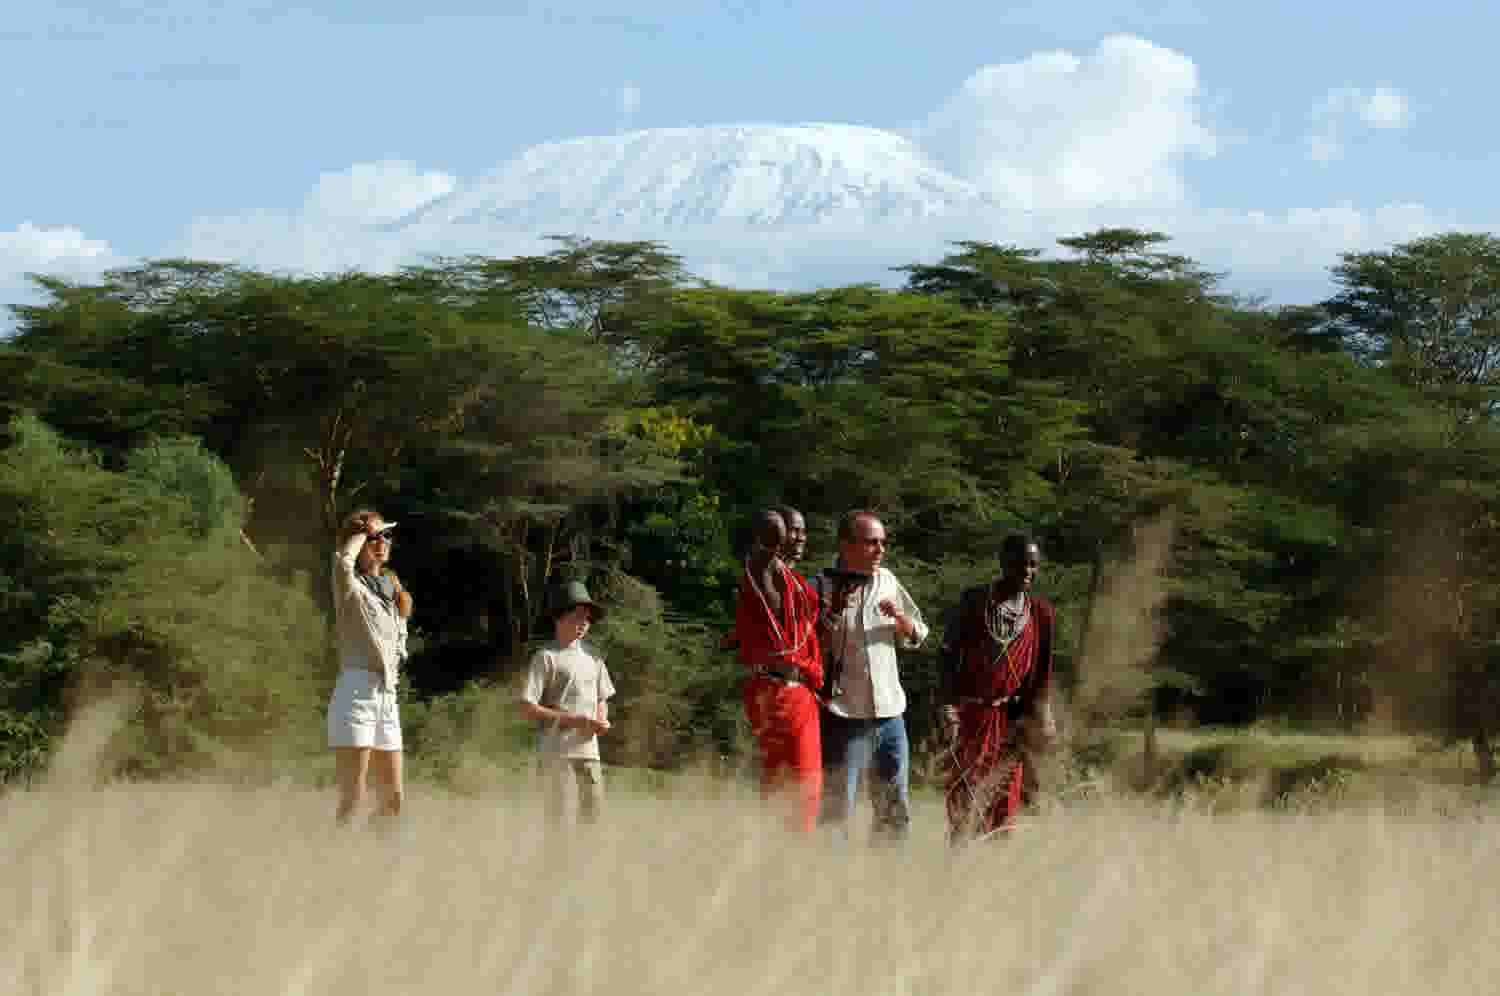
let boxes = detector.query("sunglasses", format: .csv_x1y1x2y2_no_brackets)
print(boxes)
368,529,395,543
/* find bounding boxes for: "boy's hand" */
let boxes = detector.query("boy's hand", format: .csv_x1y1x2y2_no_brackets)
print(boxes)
564,713,610,735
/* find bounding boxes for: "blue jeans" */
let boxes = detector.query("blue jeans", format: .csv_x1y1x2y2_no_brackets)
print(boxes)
819,713,911,843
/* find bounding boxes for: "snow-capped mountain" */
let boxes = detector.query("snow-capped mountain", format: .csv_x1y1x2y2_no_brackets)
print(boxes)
395,124,996,232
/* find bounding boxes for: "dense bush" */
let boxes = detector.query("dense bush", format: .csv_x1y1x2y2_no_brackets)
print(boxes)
0,415,326,781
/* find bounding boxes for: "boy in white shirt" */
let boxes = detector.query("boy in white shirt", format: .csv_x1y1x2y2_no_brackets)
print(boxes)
519,581,615,826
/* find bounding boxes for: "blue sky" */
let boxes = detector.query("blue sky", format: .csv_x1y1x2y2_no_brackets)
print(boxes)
2,0,1495,308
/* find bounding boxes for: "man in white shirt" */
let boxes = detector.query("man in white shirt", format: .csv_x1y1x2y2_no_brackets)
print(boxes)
815,510,928,842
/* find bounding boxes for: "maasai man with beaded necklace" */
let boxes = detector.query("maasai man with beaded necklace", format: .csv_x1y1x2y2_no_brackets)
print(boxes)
720,505,807,652
939,533,1057,842
735,508,825,833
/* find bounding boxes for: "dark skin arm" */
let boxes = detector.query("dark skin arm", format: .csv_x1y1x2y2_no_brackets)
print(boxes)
723,511,787,651
938,593,967,744
755,561,784,616
1022,603,1057,751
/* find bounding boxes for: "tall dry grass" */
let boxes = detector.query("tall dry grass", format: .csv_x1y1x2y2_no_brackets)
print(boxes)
5,708,1499,996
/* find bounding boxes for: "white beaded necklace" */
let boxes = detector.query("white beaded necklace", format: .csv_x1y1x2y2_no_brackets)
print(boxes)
744,558,816,659
984,590,1029,649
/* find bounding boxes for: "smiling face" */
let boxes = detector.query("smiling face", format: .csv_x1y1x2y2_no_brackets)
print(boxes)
1003,543,1042,592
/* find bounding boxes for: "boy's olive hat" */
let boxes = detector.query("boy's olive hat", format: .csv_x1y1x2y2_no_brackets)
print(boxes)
546,580,607,622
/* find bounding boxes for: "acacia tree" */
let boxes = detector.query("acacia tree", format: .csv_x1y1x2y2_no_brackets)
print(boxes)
12,263,548,539
3,269,228,452
1322,234,1500,776
394,338,682,665
1327,233,1500,418
621,283,1087,561
8,259,685,671
417,236,692,373
902,230,1411,731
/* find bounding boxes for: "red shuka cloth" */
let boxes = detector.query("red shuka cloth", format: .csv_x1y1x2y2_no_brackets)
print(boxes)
735,563,824,833
944,591,1054,840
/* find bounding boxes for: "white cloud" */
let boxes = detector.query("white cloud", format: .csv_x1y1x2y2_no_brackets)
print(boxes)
0,222,116,271
668,202,1448,293
914,35,1216,210
173,161,458,272
171,182,1462,307
303,160,456,225
618,82,641,117
1306,86,1414,163
1305,133,1342,165
0,222,121,329
1357,87,1412,129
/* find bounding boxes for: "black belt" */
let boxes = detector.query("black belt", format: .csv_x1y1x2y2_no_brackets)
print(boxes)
757,666,804,686
958,694,1016,708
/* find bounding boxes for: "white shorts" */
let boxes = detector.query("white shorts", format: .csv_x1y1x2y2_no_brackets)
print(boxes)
326,668,402,751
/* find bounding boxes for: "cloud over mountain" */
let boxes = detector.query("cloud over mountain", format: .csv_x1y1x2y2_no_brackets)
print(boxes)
145,38,1470,302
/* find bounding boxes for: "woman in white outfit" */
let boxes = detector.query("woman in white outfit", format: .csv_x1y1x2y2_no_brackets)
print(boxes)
327,508,412,826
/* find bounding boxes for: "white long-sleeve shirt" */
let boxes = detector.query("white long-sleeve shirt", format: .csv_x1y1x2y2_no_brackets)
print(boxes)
819,566,928,719
331,534,408,691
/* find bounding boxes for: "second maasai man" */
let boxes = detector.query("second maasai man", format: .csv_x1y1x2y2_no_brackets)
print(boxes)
735,509,825,833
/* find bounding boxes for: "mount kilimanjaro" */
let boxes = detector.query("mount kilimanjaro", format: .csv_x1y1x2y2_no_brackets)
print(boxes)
393,123,999,234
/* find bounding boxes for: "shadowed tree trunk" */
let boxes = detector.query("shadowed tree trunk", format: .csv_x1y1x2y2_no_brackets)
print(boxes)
1474,731,1496,781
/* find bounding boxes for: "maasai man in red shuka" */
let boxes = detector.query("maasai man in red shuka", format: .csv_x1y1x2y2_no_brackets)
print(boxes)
940,534,1057,843
736,509,825,833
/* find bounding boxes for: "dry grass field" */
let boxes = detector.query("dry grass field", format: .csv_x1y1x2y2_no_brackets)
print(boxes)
6,710,1500,996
